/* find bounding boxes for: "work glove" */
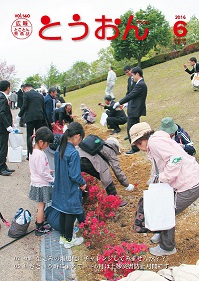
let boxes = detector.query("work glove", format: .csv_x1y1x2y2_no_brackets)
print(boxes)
6,126,14,133
113,102,120,109
16,115,21,122
125,184,134,191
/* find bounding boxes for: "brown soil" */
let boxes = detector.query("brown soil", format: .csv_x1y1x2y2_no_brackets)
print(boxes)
0,116,198,281
73,122,199,281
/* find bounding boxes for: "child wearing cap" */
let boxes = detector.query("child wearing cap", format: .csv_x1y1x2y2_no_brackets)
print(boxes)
80,103,96,124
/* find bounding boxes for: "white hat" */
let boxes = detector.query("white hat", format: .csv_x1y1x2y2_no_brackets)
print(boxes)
80,103,87,110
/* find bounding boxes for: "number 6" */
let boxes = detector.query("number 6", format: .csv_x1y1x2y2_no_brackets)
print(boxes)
173,20,187,37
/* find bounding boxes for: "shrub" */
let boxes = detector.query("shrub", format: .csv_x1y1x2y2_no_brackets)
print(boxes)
98,242,148,281
79,211,114,249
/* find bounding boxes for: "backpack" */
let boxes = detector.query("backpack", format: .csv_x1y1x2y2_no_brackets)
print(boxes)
79,134,105,156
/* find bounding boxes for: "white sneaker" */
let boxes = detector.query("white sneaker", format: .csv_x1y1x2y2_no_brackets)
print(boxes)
64,237,84,249
149,245,177,256
59,236,67,245
150,233,160,244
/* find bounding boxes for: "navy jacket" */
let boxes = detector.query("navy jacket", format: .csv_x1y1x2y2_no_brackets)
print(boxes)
44,94,56,124
174,124,196,156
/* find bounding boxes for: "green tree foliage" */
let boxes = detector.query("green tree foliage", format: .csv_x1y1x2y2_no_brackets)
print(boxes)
43,63,60,88
111,6,172,66
68,61,91,86
186,16,199,45
24,73,43,89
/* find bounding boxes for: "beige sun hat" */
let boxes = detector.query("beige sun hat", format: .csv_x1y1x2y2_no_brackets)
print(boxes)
129,122,152,144
80,103,87,110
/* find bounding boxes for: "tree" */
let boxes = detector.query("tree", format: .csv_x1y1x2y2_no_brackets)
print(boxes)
43,63,60,88
186,16,199,45
111,6,172,66
0,60,19,89
69,61,91,86
24,73,43,89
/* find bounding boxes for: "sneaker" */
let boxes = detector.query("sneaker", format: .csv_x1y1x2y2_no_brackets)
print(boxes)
149,245,177,256
64,237,84,249
150,233,160,244
59,236,67,244
73,226,79,233
35,226,51,236
43,222,52,231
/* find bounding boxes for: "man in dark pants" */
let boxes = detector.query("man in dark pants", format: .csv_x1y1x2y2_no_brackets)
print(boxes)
123,65,136,141
113,67,147,154
183,57,199,80
183,57,199,91
44,87,57,130
16,84,25,127
16,84,47,159
98,95,127,135
0,80,15,176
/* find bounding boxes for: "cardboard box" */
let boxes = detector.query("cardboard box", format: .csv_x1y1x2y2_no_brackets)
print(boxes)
8,146,23,163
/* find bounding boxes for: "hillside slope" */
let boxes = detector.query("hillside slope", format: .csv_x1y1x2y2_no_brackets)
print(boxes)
64,51,199,152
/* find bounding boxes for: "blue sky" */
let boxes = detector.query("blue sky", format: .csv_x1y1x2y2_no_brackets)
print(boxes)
1,0,198,83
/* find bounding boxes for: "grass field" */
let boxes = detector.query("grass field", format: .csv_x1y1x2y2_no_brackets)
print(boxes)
64,51,199,153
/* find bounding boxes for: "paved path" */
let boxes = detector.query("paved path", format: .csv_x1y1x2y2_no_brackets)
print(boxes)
41,230,77,281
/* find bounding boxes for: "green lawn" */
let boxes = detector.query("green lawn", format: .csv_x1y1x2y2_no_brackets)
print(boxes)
63,51,199,153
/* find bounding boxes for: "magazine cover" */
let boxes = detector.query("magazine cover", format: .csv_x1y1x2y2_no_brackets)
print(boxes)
0,1,199,281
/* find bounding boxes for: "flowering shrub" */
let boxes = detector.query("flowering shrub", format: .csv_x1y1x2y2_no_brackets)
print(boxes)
81,172,98,188
96,191,122,221
79,211,114,249
97,242,148,281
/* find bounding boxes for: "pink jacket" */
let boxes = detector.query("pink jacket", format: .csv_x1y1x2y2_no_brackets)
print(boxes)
29,149,54,187
147,131,199,192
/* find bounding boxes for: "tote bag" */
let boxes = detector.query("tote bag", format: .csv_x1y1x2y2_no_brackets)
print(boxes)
9,132,24,149
143,182,175,231
100,112,108,126
192,73,199,87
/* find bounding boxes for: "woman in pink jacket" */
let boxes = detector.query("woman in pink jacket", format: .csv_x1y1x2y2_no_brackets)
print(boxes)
129,122,199,256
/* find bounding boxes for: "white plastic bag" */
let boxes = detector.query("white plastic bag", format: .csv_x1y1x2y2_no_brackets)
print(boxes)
143,183,175,231
192,73,199,87
9,132,24,149
100,112,108,126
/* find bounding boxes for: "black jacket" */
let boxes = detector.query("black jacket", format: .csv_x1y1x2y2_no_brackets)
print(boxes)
16,89,24,108
185,63,199,80
0,92,13,133
53,107,73,125
119,79,147,118
104,101,127,121
18,89,47,123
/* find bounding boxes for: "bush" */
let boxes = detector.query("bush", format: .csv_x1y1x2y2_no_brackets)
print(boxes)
98,242,148,281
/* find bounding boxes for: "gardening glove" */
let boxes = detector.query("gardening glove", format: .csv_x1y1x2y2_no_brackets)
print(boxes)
16,115,21,122
125,184,134,191
113,102,120,109
6,126,14,133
